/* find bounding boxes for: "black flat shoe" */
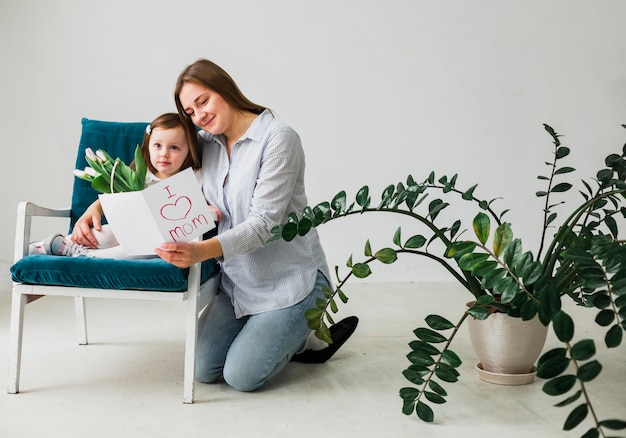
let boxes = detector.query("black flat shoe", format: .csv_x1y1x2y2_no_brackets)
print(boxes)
292,316,359,364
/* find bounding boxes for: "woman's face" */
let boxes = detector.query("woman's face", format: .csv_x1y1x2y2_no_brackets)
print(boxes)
179,82,234,137
148,126,190,179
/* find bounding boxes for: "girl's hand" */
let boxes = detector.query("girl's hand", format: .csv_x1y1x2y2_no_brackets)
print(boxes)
71,202,104,248
208,205,222,223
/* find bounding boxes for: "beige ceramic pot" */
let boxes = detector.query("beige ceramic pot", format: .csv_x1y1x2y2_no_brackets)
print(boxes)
467,306,549,385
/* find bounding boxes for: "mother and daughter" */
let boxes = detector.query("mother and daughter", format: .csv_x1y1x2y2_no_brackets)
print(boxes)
36,59,358,391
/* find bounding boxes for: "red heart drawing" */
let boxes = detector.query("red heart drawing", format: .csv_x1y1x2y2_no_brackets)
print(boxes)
160,196,192,221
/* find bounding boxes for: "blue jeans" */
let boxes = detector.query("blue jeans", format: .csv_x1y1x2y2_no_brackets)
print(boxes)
196,271,328,391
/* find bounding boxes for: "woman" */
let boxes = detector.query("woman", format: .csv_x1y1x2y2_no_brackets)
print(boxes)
159,59,357,391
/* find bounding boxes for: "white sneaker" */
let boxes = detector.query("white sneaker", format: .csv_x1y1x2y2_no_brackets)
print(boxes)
28,241,46,255
44,233,91,257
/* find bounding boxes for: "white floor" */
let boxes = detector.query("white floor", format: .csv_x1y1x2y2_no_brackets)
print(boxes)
1,260,624,438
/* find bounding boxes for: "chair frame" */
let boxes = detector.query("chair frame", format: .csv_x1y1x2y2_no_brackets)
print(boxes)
7,201,218,403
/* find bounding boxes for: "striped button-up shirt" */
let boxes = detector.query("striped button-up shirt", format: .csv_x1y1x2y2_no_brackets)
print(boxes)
199,110,330,318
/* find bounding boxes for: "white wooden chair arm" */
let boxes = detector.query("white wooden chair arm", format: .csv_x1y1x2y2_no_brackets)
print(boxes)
14,201,71,262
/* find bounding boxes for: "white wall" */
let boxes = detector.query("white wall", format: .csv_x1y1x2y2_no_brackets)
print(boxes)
1,0,625,283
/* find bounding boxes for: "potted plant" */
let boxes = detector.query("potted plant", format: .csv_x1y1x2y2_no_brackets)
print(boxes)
269,124,626,436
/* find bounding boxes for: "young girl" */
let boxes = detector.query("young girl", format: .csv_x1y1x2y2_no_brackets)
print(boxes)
29,112,204,259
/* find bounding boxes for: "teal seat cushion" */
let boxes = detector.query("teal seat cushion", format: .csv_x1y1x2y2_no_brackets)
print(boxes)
11,255,219,292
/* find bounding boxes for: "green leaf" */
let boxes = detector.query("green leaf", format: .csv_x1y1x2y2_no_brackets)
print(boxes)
442,350,462,368
520,300,539,321
356,185,370,207
416,401,434,422
402,368,426,385
471,260,498,277
554,390,582,407
493,223,513,257
428,380,448,397
315,324,333,344
476,295,495,306
553,311,575,343
555,166,575,175
393,227,401,246
462,184,478,200
581,427,600,438
536,355,570,379
605,324,623,348
364,240,372,257
375,248,398,264
556,146,570,159
458,252,489,271
414,328,447,343
570,339,595,361
402,398,416,416
406,350,435,367
542,374,577,396
133,145,146,189
428,199,449,220
538,348,567,367
597,419,626,430
563,404,588,431
445,241,476,259
329,298,338,313
551,182,573,193
379,184,395,208
331,191,347,215
472,212,491,244
399,387,420,401
297,218,312,236
434,363,459,382
313,202,331,224
577,360,602,382
405,234,427,249
468,306,489,320
425,314,454,330
424,391,446,404
409,340,440,355
352,263,372,278
281,223,298,241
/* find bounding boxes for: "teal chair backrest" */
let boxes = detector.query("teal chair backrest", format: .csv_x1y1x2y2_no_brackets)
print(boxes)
69,118,148,231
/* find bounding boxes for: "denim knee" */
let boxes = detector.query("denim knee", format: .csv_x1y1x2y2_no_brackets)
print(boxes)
222,362,272,392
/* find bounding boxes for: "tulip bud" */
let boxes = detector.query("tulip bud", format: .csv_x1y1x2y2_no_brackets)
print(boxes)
84,167,98,177
85,148,97,161
96,150,107,162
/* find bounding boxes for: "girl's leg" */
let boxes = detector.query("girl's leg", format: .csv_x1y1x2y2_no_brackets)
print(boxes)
92,225,120,249
222,271,328,392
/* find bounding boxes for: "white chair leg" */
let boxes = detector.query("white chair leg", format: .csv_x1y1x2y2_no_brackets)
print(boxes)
75,297,88,345
7,290,26,394
183,266,201,404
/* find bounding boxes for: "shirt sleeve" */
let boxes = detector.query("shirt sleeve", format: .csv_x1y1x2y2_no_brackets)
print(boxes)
217,126,304,260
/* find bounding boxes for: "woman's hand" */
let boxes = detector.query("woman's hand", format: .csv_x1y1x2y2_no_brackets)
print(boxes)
155,242,199,269
156,238,223,268
71,201,104,248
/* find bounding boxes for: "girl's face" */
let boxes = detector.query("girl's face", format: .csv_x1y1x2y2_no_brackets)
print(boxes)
179,82,235,138
148,126,190,179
